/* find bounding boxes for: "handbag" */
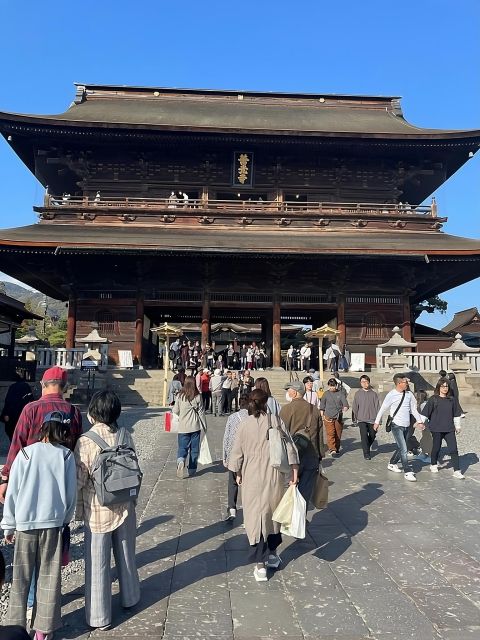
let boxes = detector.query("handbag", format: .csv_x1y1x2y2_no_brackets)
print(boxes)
273,485,306,539
267,413,291,475
292,404,315,454
164,411,180,433
385,391,406,433
198,430,212,465
312,470,329,509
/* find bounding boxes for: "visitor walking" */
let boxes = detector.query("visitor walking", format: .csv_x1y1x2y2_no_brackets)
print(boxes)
2,411,77,639
374,373,425,482
352,375,380,460
223,393,250,520
319,378,349,457
422,378,464,479
75,391,140,630
228,389,299,581
173,376,206,478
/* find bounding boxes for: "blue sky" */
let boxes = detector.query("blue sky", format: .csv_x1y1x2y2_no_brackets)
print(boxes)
0,0,478,328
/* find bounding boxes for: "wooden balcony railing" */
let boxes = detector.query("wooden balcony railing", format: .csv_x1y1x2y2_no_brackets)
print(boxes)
41,195,436,217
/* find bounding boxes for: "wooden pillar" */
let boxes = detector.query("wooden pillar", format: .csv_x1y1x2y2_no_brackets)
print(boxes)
337,294,346,350
402,295,412,343
8,326,16,358
272,297,281,368
134,292,144,365
201,293,210,348
66,294,77,349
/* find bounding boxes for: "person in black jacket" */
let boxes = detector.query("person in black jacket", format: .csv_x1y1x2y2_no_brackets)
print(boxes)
0,375,34,441
422,377,464,479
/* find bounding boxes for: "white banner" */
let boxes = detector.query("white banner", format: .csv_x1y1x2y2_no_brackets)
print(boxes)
350,353,365,372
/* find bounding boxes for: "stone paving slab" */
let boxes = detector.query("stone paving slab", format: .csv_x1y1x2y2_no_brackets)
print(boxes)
10,405,473,639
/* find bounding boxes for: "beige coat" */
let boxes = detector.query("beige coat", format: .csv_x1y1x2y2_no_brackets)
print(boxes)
228,413,299,545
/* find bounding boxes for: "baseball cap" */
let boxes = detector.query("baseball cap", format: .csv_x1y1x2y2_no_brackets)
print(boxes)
41,366,68,384
284,380,305,394
42,410,71,427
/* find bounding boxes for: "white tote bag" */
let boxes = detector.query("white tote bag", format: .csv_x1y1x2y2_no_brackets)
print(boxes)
280,486,306,539
198,429,212,465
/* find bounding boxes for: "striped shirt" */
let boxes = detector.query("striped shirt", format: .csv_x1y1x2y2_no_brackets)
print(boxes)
223,409,248,465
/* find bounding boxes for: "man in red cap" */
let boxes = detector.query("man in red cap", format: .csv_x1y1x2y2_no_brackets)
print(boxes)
0,366,83,503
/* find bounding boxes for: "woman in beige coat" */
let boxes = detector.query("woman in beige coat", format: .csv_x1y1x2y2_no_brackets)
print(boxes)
228,389,299,582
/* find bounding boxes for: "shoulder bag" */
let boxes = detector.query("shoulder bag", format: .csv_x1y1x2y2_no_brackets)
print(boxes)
267,413,291,474
385,391,406,432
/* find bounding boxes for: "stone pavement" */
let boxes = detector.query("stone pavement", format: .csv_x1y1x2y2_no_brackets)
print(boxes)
43,410,480,639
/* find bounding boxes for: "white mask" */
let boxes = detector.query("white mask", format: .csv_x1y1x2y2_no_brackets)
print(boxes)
285,392,293,403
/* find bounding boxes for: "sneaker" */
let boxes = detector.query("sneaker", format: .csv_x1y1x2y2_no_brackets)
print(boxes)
364,454,371,460
430,464,439,473
331,451,339,458
453,470,465,479
176,460,184,479
266,554,282,569
387,463,402,473
26,606,33,627
407,452,415,459
225,508,236,521
253,565,268,582
404,472,417,482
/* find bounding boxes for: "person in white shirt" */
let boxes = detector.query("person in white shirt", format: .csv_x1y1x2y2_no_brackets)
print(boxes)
374,373,425,482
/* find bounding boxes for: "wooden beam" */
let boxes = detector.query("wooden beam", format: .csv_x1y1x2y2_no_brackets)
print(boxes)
272,297,281,367
402,295,412,343
201,293,210,348
337,294,346,350
134,292,144,365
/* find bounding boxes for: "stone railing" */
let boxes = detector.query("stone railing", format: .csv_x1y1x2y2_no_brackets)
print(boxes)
376,350,480,373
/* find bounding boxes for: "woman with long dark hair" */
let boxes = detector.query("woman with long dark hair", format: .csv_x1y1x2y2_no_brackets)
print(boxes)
422,377,464,479
173,376,206,479
254,377,280,416
228,389,299,582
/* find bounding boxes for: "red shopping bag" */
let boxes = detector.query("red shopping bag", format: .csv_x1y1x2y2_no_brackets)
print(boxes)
165,411,173,432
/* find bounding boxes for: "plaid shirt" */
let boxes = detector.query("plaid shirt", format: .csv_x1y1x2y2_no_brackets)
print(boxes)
74,423,135,534
2,393,83,479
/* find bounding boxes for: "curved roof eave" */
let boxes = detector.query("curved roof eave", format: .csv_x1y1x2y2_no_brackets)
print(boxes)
0,110,479,142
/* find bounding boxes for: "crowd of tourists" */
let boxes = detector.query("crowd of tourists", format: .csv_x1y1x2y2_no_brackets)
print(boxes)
166,338,269,372
0,367,140,638
0,361,466,635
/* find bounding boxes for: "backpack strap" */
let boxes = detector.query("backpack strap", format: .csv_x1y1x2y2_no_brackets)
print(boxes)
64,449,72,460
83,430,109,451
115,426,128,447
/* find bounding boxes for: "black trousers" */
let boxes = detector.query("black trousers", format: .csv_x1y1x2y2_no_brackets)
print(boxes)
357,422,376,457
221,388,232,414
298,466,318,507
201,390,211,411
407,425,421,453
249,533,282,563
431,431,459,471
227,471,239,509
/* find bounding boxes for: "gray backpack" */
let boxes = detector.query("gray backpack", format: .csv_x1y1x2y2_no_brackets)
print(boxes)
83,427,142,506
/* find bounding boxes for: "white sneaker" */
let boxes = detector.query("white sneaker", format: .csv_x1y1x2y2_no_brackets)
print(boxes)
387,463,402,473
430,464,439,473
453,470,465,479
407,452,415,459
404,472,417,482
253,565,267,582
176,460,184,479
225,508,236,521
266,553,282,569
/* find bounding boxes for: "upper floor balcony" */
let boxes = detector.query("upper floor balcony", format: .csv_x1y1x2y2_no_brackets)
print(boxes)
35,194,444,232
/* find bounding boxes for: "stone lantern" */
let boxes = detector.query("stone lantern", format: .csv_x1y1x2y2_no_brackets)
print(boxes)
439,334,480,396
15,326,41,361
76,322,111,370
378,326,417,373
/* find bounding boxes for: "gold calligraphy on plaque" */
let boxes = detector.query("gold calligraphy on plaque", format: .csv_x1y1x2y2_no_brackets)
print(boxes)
237,153,250,185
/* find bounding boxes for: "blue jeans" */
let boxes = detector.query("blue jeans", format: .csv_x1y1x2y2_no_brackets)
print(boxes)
390,424,412,472
177,431,201,473
27,569,36,607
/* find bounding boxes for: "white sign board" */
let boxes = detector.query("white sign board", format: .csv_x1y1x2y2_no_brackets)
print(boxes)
350,353,365,372
118,350,134,368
